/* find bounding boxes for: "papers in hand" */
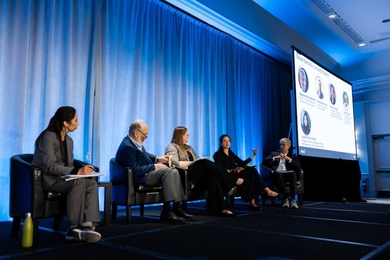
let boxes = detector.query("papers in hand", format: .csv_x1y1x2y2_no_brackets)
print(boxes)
62,172,103,181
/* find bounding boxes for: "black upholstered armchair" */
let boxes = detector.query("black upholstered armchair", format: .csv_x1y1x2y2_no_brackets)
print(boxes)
175,167,209,211
109,158,238,220
110,158,164,223
9,154,98,239
260,164,304,206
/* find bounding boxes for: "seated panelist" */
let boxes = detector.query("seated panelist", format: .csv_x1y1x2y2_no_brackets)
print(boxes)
115,120,194,224
165,126,244,217
32,106,101,243
262,138,301,209
213,134,278,210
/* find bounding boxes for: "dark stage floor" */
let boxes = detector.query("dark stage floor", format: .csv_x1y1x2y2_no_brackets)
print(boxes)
1,199,390,260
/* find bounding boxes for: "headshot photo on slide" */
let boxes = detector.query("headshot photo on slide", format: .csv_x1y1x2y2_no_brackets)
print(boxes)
316,76,324,99
300,109,311,135
329,83,336,105
343,91,349,111
298,67,309,93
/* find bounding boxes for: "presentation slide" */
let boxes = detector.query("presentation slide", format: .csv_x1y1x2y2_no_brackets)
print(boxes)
292,47,357,160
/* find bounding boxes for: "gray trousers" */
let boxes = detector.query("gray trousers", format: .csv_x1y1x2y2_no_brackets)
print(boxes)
146,167,185,203
47,178,101,226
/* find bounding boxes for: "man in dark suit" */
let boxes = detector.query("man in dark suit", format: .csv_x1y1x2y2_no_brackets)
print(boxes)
115,119,194,224
262,138,301,209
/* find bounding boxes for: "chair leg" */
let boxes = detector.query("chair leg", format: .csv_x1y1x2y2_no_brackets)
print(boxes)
140,204,144,217
261,193,267,205
10,217,21,238
105,185,112,226
229,196,235,207
205,199,211,212
53,216,63,230
299,194,303,206
126,206,132,224
33,219,39,241
112,204,118,220
225,197,232,210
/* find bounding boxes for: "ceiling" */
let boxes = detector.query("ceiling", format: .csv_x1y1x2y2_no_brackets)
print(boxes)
253,0,390,84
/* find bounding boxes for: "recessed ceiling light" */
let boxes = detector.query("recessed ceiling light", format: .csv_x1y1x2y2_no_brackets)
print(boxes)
328,14,337,19
358,43,366,47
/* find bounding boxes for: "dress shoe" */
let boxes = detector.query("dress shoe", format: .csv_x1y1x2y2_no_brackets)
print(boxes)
160,211,186,224
174,207,196,221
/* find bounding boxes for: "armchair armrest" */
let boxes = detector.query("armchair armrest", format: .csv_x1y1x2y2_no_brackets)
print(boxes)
10,155,37,218
109,158,135,205
175,167,192,200
298,170,304,189
261,164,303,176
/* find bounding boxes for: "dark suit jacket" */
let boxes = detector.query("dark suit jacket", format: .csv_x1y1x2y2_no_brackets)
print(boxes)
262,151,301,175
31,131,74,189
115,135,157,183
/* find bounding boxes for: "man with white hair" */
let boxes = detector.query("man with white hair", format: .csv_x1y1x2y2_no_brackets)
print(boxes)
115,119,194,224
262,138,301,209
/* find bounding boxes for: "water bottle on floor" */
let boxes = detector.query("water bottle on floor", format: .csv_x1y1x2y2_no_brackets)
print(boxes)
22,212,33,248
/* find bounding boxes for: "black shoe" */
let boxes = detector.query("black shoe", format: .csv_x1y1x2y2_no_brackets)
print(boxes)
174,207,196,221
160,211,186,224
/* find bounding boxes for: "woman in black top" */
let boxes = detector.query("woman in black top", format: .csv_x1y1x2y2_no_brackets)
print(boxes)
213,134,278,209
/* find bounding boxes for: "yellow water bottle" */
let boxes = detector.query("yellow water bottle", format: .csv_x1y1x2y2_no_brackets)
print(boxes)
22,213,33,248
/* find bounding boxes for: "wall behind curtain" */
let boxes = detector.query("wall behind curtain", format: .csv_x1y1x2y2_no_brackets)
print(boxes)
0,0,291,221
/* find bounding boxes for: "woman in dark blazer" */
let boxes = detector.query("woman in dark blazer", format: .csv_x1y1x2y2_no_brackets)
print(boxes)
213,134,278,209
32,106,101,243
165,126,244,216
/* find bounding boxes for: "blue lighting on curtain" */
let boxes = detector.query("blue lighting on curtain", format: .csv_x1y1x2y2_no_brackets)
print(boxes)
0,0,291,221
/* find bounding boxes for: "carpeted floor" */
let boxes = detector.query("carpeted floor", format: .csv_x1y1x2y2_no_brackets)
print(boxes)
1,198,390,260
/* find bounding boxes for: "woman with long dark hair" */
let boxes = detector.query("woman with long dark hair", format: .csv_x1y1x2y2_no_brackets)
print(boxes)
32,106,101,243
165,126,244,216
213,134,278,209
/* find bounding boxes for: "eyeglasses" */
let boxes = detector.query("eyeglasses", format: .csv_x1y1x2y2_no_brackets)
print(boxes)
137,130,148,139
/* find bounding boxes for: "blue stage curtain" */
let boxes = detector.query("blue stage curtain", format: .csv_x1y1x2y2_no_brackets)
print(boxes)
0,0,291,220
0,0,98,220
226,40,292,163
94,0,229,163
